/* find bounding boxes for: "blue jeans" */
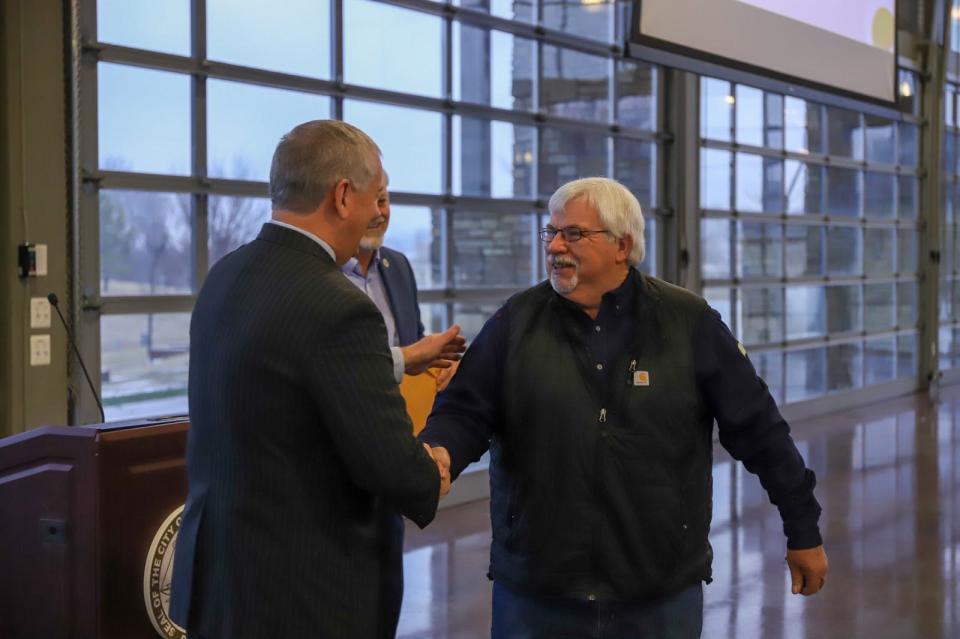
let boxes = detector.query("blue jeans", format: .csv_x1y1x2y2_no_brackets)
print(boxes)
491,581,703,639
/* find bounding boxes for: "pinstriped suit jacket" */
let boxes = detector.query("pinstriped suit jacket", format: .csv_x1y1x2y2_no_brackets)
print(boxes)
170,223,440,639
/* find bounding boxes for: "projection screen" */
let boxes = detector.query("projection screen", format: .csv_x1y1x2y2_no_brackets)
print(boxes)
635,0,896,103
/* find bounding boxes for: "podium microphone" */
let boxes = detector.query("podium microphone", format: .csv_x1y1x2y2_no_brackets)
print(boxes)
47,293,106,423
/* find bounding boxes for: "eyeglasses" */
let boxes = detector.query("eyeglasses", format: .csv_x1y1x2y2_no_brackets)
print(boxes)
538,227,612,243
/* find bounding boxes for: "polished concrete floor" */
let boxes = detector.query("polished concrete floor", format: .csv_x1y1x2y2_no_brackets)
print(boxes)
397,385,960,638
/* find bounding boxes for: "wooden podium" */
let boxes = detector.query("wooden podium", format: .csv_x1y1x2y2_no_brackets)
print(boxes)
0,417,190,639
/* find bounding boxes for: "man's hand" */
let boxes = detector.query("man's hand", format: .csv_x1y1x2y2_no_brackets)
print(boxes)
435,360,460,391
423,444,451,498
402,325,466,376
786,545,828,595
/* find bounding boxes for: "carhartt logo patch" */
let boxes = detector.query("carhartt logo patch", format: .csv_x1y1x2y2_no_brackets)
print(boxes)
633,370,650,386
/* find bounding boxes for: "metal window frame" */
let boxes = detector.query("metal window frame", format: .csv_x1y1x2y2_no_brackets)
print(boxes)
940,76,960,368
76,0,951,422
695,65,927,407
77,0,105,424
78,0,663,420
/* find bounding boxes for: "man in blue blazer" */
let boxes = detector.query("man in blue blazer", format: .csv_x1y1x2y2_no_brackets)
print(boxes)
340,170,459,636
340,172,424,372
340,170,455,386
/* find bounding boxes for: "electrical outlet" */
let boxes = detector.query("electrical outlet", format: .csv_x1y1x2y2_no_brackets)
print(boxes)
30,335,51,366
30,297,51,328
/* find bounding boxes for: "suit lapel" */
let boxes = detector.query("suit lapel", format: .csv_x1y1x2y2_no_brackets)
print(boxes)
378,249,411,345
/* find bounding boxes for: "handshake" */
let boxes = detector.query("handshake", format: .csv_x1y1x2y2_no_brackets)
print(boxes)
422,444,452,498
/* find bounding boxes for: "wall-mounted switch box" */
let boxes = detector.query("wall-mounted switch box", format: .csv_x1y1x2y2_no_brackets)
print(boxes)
18,243,36,277
30,335,51,366
30,297,52,328
18,243,47,277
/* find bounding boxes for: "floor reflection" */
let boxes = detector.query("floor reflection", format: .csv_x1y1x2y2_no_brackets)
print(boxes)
399,386,960,638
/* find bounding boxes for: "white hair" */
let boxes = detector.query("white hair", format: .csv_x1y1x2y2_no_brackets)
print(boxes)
547,177,646,265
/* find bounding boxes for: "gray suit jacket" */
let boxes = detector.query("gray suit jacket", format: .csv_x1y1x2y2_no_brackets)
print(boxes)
170,223,440,638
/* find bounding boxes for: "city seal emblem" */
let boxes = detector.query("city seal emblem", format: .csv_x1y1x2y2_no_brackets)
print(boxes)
143,505,186,639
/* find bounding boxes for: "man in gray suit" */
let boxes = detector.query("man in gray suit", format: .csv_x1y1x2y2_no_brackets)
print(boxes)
170,120,462,639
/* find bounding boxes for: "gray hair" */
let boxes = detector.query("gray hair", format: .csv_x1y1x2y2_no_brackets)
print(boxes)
269,120,381,214
548,177,646,265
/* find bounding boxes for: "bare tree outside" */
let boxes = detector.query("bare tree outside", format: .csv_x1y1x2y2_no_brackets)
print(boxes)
207,160,271,264
208,195,269,264
100,194,135,294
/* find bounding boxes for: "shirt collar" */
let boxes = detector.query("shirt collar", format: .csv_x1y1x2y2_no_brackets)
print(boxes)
341,249,381,278
600,268,637,312
554,267,637,317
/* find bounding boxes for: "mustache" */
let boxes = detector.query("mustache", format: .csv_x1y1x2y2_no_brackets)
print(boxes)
548,256,579,268
367,216,387,229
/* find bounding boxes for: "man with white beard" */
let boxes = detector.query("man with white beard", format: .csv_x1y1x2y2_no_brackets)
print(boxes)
341,170,462,388
419,177,827,638
340,169,464,638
